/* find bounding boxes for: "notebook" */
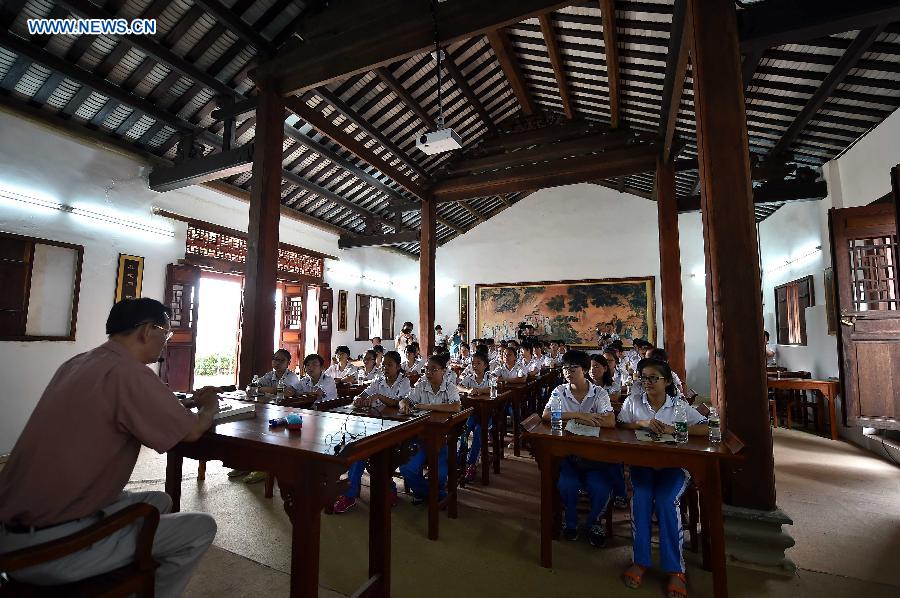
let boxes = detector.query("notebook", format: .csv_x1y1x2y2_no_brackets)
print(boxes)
564,420,601,437
193,401,256,422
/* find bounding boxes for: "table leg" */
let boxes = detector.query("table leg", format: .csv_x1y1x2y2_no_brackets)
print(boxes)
704,461,729,598
491,407,502,474
447,429,459,520
284,472,324,598
536,447,555,568
827,390,839,441
165,453,183,513
480,406,491,485
427,435,440,541
512,400,522,457
368,449,392,598
498,402,507,461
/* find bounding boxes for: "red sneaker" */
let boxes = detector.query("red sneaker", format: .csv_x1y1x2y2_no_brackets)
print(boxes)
464,465,477,483
333,495,357,514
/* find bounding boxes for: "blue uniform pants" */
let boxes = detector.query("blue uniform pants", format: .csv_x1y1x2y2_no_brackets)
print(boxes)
399,444,448,499
558,456,616,529
465,414,493,466
630,466,690,573
344,460,397,499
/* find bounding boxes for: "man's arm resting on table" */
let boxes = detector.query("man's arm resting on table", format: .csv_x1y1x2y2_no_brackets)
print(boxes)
182,388,219,442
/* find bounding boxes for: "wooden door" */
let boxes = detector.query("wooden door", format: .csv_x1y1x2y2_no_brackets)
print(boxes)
317,286,333,361
829,199,900,430
160,264,200,392
280,282,306,370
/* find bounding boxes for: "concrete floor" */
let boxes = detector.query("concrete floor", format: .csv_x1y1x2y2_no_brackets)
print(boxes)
130,427,900,597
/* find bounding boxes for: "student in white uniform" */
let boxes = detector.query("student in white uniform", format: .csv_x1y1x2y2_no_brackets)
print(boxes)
519,343,542,379
646,348,685,397
358,349,382,382
542,350,617,548
589,353,621,404
332,350,410,514
457,352,493,483
533,342,548,370
434,325,447,349
395,322,417,355
492,346,526,383
402,346,424,375
256,349,301,395
618,358,707,597
453,343,472,370
547,340,563,365
398,356,461,501
325,345,357,383
764,331,777,366
291,354,338,405
373,344,385,369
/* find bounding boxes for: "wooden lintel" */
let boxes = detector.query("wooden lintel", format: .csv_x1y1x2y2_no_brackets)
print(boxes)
338,230,421,249
486,28,536,116
149,144,254,192
539,13,574,119
432,144,660,201
600,0,620,128
677,179,828,212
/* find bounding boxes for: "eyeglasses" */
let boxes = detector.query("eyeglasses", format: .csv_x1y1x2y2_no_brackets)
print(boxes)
561,365,582,372
152,324,174,341
639,375,663,384
424,367,443,374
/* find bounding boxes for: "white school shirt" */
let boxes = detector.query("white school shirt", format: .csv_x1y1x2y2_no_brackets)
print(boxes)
407,378,461,406
402,357,424,374
291,372,338,403
444,370,458,386
325,362,357,380
360,374,411,405
257,369,300,388
492,362,525,380
766,343,777,367
592,374,622,397
624,349,641,371
435,333,447,346
521,357,542,376
453,355,472,369
396,332,417,354
459,371,491,391
360,365,382,382
617,392,706,427
548,382,613,415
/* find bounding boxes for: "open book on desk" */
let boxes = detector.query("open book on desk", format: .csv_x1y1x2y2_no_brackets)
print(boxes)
192,401,256,422
564,420,601,437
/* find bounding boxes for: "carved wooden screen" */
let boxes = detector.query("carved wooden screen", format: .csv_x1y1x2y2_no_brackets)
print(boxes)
161,264,200,392
280,283,306,369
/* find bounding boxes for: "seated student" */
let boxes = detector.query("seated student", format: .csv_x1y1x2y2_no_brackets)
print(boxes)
507,339,520,353
325,345,358,384
457,352,493,482
0,298,217,595
402,345,425,375
256,349,301,395
542,350,617,547
492,346,527,384
398,356,461,501
533,342,547,370
548,339,563,364
373,344,385,369
602,348,624,388
434,325,447,348
617,358,708,598
332,351,411,513
453,342,472,369
371,336,382,348
432,349,458,386
590,353,621,405
764,331,777,366
359,349,382,382
519,342,542,379
292,354,338,405
645,348,685,397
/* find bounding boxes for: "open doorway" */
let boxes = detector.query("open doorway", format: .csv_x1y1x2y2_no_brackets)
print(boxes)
193,273,243,388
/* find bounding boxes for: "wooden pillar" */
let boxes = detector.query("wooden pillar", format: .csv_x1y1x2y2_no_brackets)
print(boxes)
688,0,775,510
238,85,283,387
655,157,686,380
419,196,436,356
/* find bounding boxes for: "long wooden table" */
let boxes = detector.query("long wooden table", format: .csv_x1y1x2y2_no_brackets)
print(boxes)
767,377,841,440
460,390,512,485
521,415,743,598
166,404,427,598
325,404,472,541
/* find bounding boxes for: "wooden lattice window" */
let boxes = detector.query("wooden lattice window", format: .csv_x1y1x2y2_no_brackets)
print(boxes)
356,294,395,341
285,296,303,330
775,275,815,346
848,235,898,311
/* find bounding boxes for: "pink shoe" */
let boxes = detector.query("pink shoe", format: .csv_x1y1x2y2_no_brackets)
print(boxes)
333,495,357,514
464,465,477,483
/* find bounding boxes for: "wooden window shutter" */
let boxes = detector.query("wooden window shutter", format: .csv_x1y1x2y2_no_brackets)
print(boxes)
0,236,34,337
357,294,370,341
797,275,815,345
382,299,394,339
775,285,789,345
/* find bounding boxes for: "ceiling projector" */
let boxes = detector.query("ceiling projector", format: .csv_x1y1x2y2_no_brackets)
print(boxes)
416,128,462,155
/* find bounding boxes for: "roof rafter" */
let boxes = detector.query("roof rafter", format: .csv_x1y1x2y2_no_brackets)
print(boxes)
375,66,432,128
599,0,620,128
441,52,499,136
192,0,273,54
486,28,536,115
658,0,688,162
539,13,574,119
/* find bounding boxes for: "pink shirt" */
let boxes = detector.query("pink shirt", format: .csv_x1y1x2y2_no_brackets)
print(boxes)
0,341,197,527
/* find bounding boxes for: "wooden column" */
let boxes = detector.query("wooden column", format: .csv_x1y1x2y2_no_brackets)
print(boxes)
238,85,283,387
688,0,775,510
655,157,686,381
419,196,436,356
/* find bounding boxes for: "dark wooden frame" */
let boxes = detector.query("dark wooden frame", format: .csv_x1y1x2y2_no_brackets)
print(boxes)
114,254,144,303
337,289,348,331
774,274,815,346
474,276,657,348
824,266,837,335
355,293,396,342
0,231,83,342
458,285,469,334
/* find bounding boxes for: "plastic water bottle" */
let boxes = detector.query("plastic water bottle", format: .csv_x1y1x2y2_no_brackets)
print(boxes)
674,400,688,444
708,405,721,444
275,376,285,402
550,394,563,433
357,368,365,385
489,372,498,399
247,374,260,396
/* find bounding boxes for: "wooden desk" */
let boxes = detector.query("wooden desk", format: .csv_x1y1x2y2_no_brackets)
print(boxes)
767,378,841,440
521,415,743,598
460,390,513,485
500,383,528,457
166,404,427,598
326,404,472,541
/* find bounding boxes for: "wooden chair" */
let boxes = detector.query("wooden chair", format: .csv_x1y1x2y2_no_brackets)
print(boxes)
769,370,814,429
0,503,160,597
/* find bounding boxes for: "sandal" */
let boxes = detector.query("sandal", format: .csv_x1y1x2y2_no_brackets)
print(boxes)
666,572,688,598
622,563,646,589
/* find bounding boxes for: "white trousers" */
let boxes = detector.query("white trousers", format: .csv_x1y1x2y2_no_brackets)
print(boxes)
0,490,216,598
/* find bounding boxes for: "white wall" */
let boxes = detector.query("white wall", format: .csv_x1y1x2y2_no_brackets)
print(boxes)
434,183,712,394
0,108,417,454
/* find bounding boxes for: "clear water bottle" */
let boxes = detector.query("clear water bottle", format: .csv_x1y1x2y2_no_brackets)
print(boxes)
247,374,260,396
674,399,688,444
275,376,285,402
357,367,364,385
708,405,721,444
550,394,563,433
489,373,498,399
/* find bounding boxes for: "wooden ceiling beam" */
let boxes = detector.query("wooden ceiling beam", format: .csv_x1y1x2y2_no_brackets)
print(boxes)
431,144,660,201
149,144,254,192
256,0,574,96
677,179,828,212
486,28,536,116
442,53,499,136
599,0,620,128
539,13,574,119
658,0,689,163
473,118,594,154
457,201,486,223
192,0,273,54
437,216,467,234
338,230,422,249
768,25,886,159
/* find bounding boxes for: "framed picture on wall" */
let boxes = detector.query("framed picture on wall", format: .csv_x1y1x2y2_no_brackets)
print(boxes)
337,290,348,331
115,254,144,303
824,266,837,335
458,285,469,333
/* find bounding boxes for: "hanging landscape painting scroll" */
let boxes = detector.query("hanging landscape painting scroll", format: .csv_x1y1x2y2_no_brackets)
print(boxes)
476,277,655,348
